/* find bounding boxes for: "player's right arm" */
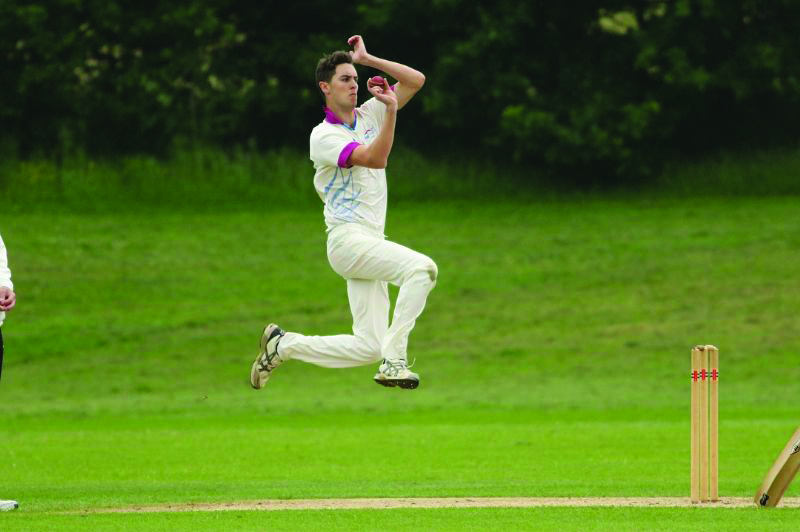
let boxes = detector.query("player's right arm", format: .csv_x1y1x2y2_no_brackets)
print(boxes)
348,79,398,169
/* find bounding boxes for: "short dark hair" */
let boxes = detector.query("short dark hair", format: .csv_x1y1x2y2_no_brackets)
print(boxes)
315,51,353,101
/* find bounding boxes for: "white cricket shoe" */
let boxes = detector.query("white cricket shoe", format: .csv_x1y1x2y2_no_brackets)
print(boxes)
373,359,419,389
250,324,285,389
0,500,18,511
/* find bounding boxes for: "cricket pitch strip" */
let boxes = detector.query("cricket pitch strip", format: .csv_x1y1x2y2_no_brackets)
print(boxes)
90,496,800,513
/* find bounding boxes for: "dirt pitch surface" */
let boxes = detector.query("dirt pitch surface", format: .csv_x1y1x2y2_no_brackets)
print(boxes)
91,497,800,513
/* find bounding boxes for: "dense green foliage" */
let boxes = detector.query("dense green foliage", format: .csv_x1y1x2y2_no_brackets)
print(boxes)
2,1,800,181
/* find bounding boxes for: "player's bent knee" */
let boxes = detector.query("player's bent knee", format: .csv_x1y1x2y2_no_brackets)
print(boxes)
401,257,438,287
414,258,438,286
426,259,438,284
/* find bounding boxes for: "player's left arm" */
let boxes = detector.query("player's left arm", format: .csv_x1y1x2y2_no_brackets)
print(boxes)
348,35,424,110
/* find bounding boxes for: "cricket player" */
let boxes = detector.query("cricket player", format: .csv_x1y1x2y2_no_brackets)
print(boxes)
251,35,437,390
0,232,18,512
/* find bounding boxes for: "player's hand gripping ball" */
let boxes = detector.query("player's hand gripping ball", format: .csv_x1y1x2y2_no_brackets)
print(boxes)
368,76,388,92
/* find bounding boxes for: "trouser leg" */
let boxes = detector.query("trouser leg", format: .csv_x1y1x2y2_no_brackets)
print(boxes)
278,225,436,367
328,227,437,362
279,278,388,368
381,259,437,361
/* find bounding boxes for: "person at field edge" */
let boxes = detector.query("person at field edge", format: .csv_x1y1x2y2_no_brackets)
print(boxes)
0,232,19,512
250,35,437,390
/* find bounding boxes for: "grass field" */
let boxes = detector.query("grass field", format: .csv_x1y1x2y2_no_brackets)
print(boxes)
2,190,800,529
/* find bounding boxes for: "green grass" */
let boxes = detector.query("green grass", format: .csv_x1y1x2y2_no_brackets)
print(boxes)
657,144,800,196
4,144,800,212
2,189,800,528
7,507,800,532
0,145,518,212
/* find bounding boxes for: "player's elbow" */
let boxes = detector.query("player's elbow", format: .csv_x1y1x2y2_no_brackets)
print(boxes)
407,74,425,91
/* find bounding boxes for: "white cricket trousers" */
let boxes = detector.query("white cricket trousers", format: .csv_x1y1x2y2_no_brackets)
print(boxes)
279,223,437,368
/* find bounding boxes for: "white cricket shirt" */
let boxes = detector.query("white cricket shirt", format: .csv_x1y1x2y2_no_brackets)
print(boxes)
310,97,389,234
0,233,13,327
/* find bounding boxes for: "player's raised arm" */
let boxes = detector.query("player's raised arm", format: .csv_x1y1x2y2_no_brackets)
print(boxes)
349,78,398,169
348,35,424,110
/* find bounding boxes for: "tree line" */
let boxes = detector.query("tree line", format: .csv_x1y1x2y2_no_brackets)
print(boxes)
2,0,799,182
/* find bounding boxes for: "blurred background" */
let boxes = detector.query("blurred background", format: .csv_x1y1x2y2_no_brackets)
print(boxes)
2,0,800,202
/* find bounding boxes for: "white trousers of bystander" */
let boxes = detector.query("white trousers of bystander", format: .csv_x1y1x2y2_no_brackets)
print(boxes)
279,223,437,368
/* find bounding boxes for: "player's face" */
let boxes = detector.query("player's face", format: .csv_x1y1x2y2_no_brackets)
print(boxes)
328,63,358,108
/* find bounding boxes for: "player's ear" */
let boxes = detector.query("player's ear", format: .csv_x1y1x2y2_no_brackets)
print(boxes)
319,81,330,96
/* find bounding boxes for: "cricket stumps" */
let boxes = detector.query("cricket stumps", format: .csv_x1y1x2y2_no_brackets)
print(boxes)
691,345,719,503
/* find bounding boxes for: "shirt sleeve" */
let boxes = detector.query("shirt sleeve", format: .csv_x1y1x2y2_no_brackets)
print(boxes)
310,127,361,169
0,233,12,291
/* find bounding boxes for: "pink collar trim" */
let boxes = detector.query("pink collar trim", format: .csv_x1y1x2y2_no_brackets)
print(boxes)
323,106,355,126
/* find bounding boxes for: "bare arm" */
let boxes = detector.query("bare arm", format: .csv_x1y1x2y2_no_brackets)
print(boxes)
349,35,425,110
349,79,398,169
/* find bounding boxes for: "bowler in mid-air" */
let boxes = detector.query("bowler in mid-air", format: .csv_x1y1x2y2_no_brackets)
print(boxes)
250,35,437,391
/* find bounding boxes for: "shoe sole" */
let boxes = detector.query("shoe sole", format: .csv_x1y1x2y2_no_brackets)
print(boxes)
250,359,264,389
373,376,419,389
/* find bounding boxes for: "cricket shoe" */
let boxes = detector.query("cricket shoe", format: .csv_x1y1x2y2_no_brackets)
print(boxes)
250,324,285,389
0,500,18,511
373,358,419,389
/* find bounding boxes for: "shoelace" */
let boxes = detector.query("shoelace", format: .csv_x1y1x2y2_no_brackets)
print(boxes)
258,351,280,372
383,358,415,376
258,335,283,372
